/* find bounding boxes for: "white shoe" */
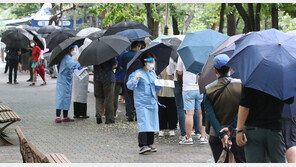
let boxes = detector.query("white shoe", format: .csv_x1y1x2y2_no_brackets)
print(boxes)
179,135,186,140
200,137,208,144
179,138,193,145
191,131,196,136
196,133,201,140
158,131,165,137
169,130,175,136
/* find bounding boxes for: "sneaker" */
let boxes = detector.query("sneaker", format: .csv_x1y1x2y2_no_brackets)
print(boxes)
179,138,193,145
139,146,151,154
7,82,12,84
14,81,19,84
148,145,157,152
200,137,208,144
158,131,165,137
55,117,62,123
191,131,196,136
169,130,175,136
62,117,74,122
196,133,201,140
179,135,186,141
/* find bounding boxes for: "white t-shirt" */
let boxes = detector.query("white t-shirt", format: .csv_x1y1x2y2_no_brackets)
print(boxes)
166,58,177,81
176,56,199,91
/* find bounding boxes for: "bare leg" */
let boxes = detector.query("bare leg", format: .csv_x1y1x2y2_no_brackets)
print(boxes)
32,69,36,84
185,110,194,139
286,146,296,163
197,109,206,138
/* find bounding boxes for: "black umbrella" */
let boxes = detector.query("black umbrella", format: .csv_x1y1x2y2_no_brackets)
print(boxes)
37,25,60,34
103,21,151,36
161,37,183,62
48,36,85,67
2,28,33,49
43,52,52,62
86,30,106,40
25,29,45,50
23,25,40,32
46,28,77,51
125,43,173,82
78,35,130,66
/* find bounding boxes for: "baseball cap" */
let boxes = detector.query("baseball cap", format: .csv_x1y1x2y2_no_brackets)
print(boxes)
213,54,230,69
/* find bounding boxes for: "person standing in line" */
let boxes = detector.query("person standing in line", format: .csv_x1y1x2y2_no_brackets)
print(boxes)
6,47,21,84
127,53,162,154
55,45,82,123
121,41,142,121
29,40,46,86
157,67,178,137
177,56,207,145
4,48,9,74
94,57,117,124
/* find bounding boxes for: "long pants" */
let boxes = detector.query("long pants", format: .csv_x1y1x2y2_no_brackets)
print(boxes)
138,132,154,147
174,81,186,136
124,83,135,119
244,126,286,163
114,81,124,116
94,81,115,121
193,110,201,134
158,97,178,130
209,135,246,163
8,60,18,82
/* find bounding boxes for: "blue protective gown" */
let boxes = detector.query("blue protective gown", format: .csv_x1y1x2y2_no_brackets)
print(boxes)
127,68,162,132
56,54,82,110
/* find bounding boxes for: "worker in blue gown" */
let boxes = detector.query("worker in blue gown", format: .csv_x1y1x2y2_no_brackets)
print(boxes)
127,52,162,154
55,45,82,123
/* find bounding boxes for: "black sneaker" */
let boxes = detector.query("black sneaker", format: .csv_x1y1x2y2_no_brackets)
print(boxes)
7,81,12,84
148,145,157,152
96,117,102,124
127,117,134,122
105,119,115,124
139,146,151,154
26,79,32,82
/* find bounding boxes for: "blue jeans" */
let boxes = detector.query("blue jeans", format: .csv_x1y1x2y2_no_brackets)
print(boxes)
194,110,201,134
174,81,186,136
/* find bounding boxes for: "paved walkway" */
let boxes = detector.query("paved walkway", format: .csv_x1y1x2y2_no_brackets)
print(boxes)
0,62,213,163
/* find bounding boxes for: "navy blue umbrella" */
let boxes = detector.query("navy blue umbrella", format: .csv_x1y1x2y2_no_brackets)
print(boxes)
125,43,173,82
283,101,296,119
115,29,151,41
227,29,296,100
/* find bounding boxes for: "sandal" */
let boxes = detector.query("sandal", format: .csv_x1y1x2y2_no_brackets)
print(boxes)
40,82,47,86
29,83,35,86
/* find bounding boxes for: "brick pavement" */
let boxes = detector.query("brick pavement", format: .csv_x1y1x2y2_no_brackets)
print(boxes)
0,62,213,163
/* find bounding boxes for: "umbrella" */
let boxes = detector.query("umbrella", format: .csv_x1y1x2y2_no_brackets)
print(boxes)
126,43,173,80
77,27,102,37
2,28,34,49
199,34,244,94
48,36,85,67
103,21,151,36
115,29,151,41
37,25,60,34
46,28,77,51
160,35,185,62
78,35,130,66
177,29,229,74
227,28,296,100
25,29,45,50
23,25,39,32
283,100,296,119
43,52,52,62
287,30,296,36
86,30,106,40
149,34,169,45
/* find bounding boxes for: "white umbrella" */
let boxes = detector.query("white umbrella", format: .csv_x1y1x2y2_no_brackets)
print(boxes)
77,27,102,37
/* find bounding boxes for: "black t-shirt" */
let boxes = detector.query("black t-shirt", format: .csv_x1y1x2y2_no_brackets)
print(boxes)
93,58,117,82
240,86,285,131
7,48,21,62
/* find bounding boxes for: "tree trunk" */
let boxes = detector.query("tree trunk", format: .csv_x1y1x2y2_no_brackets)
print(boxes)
227,3,236,36
235,3,252,33
219,3,226,33
254,3,261,31
271,4,279,29
248,3,255,31
211,22,218,31
145,3,156,39
182,14,194,34
172,15,180,35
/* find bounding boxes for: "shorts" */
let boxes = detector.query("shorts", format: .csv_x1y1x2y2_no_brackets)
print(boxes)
282,117,296,149
182,90,203,111
31,61,39,69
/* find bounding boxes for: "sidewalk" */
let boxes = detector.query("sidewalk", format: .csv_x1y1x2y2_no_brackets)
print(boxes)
0,64,212,163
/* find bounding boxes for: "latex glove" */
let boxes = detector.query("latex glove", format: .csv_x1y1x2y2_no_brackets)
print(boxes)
134,72,141,82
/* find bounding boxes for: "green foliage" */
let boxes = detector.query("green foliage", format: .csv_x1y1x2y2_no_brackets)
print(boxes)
279,3,296,18
10,3,40,18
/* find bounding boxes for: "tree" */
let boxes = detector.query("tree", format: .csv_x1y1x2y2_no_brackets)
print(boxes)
235,3,261,33
218,3,226,33
10,3,41,18
227,3,236,35
271,4,279,29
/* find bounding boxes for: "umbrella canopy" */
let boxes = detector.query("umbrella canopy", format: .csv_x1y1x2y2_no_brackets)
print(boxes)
177,29,229,74
286,30,296,36
25,29,45,50
149,34,169,45
126,43,173,79
86,30,106,40
77,27,102,37
227,28,296,100
46,28,77,51
78,35,130,66
2,28,33,49
103,21,151,36
43,52,51,62
23,25,39,32
37,25,60,34
199,34,244,93
160,35,185,62
115,29,151,41
48,36,85,67
283,100,296,119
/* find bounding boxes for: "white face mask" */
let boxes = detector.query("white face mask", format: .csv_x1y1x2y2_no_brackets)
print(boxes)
146,62,155,71
30,43,35,47
71,48,79,56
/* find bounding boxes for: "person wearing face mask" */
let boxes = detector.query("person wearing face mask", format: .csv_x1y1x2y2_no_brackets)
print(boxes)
127,53,162,154
29,40,46,86
55,45,83,123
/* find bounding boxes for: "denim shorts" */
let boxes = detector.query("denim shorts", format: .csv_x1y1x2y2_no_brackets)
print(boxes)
182,90,203,111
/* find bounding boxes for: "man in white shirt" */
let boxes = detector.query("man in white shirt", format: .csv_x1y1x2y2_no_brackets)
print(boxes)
176,56,207,144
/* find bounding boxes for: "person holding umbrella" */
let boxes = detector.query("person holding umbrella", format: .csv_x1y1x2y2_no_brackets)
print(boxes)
127,53,162,154
5,47,21,84
29,40,47,86
55,45,82,123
